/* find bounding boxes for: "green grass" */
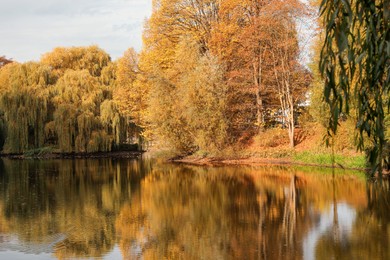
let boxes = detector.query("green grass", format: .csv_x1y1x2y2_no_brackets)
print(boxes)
293,151,366,169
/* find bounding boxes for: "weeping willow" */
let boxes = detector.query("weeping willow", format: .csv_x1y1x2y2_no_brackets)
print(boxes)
320,0,390,174
0,46,134,154
100,100,125,144
0,63,52,153
41,45,111,78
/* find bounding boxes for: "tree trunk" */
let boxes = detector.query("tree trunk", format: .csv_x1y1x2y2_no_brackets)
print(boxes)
255,90,263,131
253,53,264,133
288,90,295,147
288,122,295,148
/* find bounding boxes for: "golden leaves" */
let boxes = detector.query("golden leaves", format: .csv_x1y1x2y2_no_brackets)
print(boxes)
0,46,138,153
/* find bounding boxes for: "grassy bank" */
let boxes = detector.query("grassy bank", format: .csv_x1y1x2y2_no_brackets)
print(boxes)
170,123,368,171
173,151,366,170
293,151,366,169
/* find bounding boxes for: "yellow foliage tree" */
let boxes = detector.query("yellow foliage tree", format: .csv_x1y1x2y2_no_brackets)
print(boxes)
114,48,149,148
0,46,135,154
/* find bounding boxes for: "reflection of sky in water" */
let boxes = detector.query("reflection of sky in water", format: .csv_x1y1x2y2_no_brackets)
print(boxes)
0,234,55,259
0,251,52,260
0,236,123,260
103,245,123,259
303,202,356,260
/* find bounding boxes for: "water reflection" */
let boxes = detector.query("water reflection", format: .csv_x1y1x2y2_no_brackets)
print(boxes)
0,159,388,259
0,158,149,259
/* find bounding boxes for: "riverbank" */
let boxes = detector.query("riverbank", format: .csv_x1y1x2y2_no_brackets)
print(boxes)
169,125,368,171
172,155,367,171
0,151,143,160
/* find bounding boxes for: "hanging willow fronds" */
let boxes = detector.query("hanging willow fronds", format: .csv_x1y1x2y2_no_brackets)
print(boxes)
0,46,134,154
52,70,120,153
320,0,390,175
0,63,53,153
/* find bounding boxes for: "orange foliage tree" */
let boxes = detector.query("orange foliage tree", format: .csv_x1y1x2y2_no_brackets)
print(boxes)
140,0,311,153
209,0,310,146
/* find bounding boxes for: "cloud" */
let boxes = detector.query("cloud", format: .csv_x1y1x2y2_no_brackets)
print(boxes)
112,22,142,33
0,0,152,62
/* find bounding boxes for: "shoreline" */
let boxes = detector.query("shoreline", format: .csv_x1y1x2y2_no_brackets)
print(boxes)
0,151,143,160
0,150,375,174
171,156,368,172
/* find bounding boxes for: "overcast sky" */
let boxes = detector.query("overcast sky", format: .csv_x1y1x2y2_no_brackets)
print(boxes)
0,0,152,62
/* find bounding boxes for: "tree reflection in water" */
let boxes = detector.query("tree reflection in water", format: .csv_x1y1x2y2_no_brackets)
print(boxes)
314,178,390,260
0,159,388,259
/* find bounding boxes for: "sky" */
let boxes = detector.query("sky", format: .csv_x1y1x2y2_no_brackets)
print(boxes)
0,0,152,62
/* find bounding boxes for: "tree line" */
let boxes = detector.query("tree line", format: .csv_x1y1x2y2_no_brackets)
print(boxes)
139,0,311,154
0,0,310,155
0,46,140,153
0,0,388,169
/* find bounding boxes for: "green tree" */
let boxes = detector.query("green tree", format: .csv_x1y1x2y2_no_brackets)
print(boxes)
320,0,390,174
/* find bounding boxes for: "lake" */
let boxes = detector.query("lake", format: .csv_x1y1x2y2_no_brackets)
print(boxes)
0,158,388,259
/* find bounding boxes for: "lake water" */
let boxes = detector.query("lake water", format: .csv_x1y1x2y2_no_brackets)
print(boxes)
0,158,388,259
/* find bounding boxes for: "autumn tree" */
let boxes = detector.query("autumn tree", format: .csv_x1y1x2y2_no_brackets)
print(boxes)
115,48,138,118
266,1,310,147
140,0,311,153
46,47,127,153
209,0,266,138
144,36,228,154
141,0,228,154
218,0,277,133
41,45,111,78
0,62,53,153
209,0,309,145
174,37,228,152
52,69,120,153
114,48,148,147
0,46,135,154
